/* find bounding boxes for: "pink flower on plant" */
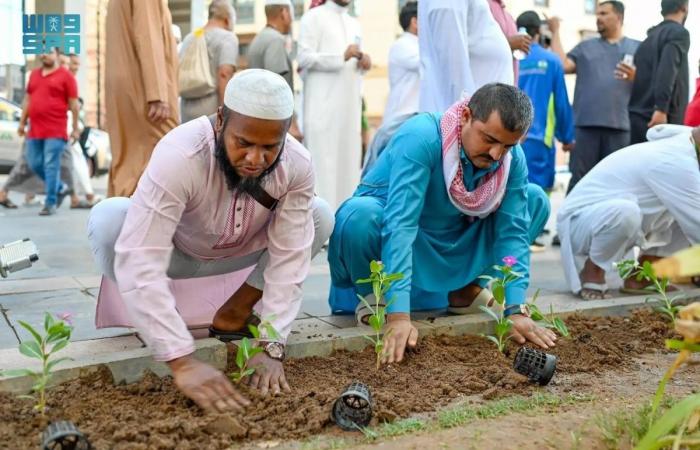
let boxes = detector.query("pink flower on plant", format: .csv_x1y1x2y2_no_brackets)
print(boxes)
57,312,73,325
502,256,517,267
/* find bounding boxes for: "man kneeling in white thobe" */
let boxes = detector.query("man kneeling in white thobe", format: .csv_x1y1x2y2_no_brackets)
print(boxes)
557,125,700,300
87,70,334,413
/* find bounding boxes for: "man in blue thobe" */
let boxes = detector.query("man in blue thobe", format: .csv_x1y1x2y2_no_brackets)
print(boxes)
516,11,574,191
328,83,557,364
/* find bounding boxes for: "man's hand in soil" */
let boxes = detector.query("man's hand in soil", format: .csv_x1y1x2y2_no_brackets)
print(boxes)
169,355,250,413
248,353,291,396
381,313,418,365
509,314,557,349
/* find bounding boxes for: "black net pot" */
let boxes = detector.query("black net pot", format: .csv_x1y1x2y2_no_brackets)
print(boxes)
42,421,92,450
513,347,557,386
331,382,373,431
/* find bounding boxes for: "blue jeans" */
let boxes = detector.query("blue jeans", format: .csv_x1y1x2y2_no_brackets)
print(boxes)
25,138,67,207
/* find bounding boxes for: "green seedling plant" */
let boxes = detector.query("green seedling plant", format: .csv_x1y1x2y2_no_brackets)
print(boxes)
0,312,73,416
636,303,700,450
528,289,570,338
229,319,280,384
478,256,522,353
356,260,404,369
616,259,682,326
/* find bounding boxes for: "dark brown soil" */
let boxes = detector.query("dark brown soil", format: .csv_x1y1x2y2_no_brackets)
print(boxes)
0,311,675,449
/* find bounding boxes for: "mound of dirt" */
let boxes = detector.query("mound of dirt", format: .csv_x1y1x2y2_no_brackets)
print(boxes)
0,311,674,449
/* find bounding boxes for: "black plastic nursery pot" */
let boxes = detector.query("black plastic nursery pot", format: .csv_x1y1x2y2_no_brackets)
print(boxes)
513,346,557,386
331,382,374,431
42,421,92,450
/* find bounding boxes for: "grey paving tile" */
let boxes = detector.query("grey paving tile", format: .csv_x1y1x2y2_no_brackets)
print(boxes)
316,310,455,330
0,288,94,311
0,276,80,295
0,320,19,348
317,315,357,329
0,335,144,371
290,317,339,335
300,274,331,317
73,275,102,289
2,289,132,343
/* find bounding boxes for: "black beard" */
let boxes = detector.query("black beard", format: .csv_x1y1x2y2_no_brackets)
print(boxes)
214,129,283,195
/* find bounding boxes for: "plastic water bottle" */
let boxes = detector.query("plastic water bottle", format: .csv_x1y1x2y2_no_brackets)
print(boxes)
513,27,528,60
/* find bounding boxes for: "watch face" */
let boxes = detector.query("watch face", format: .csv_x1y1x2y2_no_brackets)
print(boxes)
520,304,532,318
266,342,284,359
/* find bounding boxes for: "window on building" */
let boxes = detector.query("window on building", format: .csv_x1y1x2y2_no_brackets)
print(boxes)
534,0,549,6
233,0,255,24
584,0,598,14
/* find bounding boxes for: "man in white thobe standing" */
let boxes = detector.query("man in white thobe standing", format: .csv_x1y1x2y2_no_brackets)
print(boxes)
557,125,700,300
298,0,370,209
382,1,419,126
419,0,514,113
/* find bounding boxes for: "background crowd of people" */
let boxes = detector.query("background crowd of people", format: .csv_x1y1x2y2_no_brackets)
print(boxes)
2,0,698,220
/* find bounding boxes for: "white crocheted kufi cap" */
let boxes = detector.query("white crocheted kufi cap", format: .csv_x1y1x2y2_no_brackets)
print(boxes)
265,0,292,5
224,69,294,120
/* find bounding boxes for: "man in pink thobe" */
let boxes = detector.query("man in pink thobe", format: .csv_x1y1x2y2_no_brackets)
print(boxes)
88,70,334,412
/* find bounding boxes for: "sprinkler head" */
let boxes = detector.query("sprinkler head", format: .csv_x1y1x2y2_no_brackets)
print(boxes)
331,382,373,431
42,421,91,450
513,347,557,386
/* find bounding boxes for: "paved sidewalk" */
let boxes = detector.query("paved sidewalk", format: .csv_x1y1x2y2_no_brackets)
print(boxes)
0,175,621,354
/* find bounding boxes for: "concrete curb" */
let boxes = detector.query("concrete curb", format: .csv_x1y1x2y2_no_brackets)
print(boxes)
0,338,226,394
1,288,698,393
285,288,700,358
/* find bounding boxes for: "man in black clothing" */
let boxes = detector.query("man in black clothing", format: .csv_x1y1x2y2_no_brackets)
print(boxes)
629,0,690,144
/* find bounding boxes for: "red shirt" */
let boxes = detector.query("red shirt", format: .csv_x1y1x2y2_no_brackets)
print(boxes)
26,66,78,140
685,78,700,127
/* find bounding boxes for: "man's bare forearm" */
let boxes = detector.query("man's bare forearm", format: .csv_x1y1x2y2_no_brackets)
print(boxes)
550,32,567,66
69,99,80,130
19,95,29,126
217,65,236,105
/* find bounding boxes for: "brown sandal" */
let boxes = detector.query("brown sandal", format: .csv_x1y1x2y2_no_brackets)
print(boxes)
579,282,612,300
0,198,18,209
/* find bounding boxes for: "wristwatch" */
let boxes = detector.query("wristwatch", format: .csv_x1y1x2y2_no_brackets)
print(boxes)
259,341,285,361
503,304,531,318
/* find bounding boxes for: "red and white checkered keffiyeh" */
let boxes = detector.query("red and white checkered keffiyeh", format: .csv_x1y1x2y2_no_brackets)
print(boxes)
440,99,511,218
310,0,326,7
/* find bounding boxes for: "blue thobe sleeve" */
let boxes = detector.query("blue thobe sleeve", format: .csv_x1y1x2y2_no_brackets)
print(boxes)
381,127,436,314
552,60,575,145
489,147,532,306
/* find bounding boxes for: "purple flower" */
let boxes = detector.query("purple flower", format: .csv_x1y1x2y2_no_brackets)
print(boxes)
57,312,73,325
502,256,517,267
